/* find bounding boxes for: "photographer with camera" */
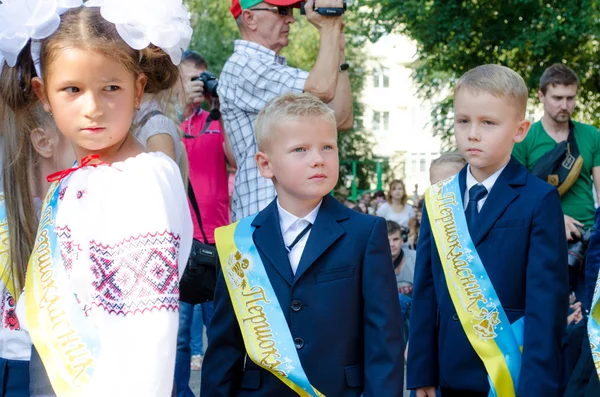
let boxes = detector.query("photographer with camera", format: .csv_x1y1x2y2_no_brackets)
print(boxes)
221,0,353,221
513,65,600,296
513,64,600,396
173,50,236,397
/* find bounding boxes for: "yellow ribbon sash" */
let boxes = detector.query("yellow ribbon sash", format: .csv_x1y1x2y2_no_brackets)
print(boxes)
0,195,18,300
25,182,100,396
425,176,523,397
215,215,325,397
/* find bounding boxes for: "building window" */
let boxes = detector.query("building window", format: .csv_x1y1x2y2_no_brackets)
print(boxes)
372,112,380,130
420,159,426,173
373,67,390,88
411,159,417,173
372,111,390,130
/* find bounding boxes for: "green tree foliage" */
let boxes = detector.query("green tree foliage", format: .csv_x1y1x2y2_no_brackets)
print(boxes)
184,1,380,193
357,0,600,142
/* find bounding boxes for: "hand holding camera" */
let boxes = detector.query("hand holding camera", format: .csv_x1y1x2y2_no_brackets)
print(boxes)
304,0,345,31
183,70,205,108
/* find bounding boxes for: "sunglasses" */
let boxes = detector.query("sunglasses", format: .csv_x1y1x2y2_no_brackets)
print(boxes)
250,6,294,16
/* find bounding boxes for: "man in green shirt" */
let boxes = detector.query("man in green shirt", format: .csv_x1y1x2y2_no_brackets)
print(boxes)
513,64,600,241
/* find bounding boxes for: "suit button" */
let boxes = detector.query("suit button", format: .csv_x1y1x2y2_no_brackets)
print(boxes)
291,300,302,312
452,314,459,321
294,337,304,349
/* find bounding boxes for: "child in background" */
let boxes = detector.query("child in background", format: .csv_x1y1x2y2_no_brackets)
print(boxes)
429,151,467,185
0,102,74,396
1,2,193,396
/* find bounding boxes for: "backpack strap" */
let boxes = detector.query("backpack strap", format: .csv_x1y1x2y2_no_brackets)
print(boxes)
136,109,164,130
187,180,209,244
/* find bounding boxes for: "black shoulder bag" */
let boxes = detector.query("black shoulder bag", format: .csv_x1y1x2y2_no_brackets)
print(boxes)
179,180,218,304
531,121,583,196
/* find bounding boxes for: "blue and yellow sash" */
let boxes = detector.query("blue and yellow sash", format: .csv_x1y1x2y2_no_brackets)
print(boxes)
0,195,18,300
588,269,600,380
425,175,524,397
25,182,100,397
215,215,325,397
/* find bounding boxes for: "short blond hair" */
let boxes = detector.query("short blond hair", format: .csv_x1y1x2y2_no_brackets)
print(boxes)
455,64,529,117
431,151,466,168
255,92,337,151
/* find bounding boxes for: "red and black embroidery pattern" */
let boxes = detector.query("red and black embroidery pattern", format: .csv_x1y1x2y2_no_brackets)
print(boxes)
89,231,181,316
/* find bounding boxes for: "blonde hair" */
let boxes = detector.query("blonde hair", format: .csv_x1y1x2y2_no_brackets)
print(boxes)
431,151,467,168
255,92,336,151
455,64,529,117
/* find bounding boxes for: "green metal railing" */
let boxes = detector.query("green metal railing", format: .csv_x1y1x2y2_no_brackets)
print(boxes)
341,159,387,200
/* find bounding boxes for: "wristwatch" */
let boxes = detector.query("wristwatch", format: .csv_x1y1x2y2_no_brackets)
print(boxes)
339,62,349,73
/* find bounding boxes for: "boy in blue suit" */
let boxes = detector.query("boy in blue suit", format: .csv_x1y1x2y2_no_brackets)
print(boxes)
202,92,404,396
407,65,569,397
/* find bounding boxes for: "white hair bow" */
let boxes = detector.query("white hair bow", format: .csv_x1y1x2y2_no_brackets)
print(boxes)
85,0,192,65
0,0,82,76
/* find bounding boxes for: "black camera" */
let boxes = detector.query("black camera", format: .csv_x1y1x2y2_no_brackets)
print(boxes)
192,71,218,97
568,226,592,269
300,0,347,16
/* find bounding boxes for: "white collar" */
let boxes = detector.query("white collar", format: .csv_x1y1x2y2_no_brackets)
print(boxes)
466,162,509,195
277,199,323,234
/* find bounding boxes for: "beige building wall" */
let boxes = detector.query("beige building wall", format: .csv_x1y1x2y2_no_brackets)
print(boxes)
362,34,442,196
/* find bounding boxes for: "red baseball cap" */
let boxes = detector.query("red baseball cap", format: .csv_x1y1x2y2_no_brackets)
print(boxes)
231,0,301,19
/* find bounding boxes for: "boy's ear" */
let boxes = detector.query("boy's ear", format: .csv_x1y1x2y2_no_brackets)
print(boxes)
255,151,274,179
514,119,531,143
30,127,55,159
31,77,51,112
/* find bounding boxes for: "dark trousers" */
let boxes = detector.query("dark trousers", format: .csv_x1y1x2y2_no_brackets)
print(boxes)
29,347,55,397
441,388,487,397
564,334,600,397
0,357,29,397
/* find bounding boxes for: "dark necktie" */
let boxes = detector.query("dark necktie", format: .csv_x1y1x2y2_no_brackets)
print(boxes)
466,184,488,233
286,222,313,252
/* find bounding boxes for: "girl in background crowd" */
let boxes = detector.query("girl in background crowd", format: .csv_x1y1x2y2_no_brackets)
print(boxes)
376,179,415,230
0,99,74,395
1,2,193,396
134,91,189,182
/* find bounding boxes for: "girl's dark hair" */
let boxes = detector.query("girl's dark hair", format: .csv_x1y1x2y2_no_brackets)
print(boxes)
0,6,180,289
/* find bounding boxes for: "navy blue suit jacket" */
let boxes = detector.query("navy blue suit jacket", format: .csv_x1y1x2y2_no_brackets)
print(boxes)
407,157,569,396
585,207,600,311
202,195,405,396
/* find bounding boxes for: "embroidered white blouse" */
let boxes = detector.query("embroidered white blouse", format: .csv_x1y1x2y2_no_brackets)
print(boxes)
18,152,193,396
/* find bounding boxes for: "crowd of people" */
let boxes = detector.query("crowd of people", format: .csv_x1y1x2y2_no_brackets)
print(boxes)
1,0,600,397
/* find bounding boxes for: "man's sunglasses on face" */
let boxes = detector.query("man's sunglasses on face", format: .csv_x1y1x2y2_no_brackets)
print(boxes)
250,5,294,16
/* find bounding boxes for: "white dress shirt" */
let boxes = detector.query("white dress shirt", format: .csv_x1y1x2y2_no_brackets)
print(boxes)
277,200,322,275
464,163,508,211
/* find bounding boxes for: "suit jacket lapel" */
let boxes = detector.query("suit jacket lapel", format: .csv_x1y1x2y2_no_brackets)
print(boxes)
293,196,347,285
471,157,525,246
251,201,294,286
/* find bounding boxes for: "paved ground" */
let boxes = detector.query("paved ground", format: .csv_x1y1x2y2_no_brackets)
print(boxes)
189,369,201,397
186,367,411,397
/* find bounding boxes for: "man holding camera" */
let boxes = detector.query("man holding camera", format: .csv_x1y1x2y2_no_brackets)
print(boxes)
221,0,353,221
174,50,236,397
